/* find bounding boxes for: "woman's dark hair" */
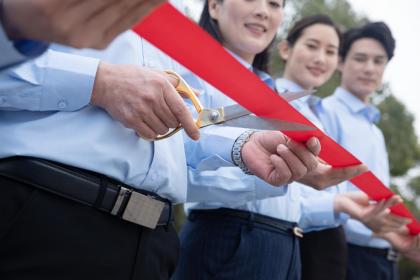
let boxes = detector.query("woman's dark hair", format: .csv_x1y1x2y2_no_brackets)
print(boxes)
286,14,342,47
198,0,282,72
340,22,395,61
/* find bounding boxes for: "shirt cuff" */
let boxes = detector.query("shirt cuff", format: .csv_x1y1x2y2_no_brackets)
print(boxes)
201,126,247,164
254,177,287,199
9,49,99,111
300,190,337,228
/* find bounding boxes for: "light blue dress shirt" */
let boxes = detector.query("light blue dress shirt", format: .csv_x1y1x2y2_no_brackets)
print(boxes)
0,22,48,70
183,55,287,215
0,0,246,205
0,30,191,203
274,78,348,228
323,87,391,249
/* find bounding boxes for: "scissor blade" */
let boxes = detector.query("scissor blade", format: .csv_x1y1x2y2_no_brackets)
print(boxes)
222,90,315,122
220,115,315,131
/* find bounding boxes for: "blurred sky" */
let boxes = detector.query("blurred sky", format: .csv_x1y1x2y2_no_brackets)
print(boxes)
185,0,420,137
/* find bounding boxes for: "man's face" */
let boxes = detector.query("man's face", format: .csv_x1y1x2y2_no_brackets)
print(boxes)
339,38,388,102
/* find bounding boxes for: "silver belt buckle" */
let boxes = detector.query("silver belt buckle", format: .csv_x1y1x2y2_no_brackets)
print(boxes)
387,249,399,262
293,226,304,238
111,186,165,229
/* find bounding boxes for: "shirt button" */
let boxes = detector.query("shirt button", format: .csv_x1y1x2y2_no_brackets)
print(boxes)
0,97,6,105
58,100,67,109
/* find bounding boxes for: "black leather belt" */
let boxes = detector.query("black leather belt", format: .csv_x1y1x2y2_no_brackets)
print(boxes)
349,243,399,262
0,157,173,229
189,208,303,237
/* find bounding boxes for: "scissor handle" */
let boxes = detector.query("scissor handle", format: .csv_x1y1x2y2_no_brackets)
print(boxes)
155,70,204,140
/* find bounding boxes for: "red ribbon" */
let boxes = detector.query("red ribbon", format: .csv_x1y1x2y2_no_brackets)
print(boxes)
133,3,420,234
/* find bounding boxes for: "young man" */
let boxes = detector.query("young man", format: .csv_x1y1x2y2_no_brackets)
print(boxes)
322,22,401,279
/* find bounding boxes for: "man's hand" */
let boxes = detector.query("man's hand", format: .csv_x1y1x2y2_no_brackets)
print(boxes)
242,132,320,186
334,192,410,233
297,160,368,190
91,62,199,140
2,0,165,48
378,231,420,253
376,230,420,264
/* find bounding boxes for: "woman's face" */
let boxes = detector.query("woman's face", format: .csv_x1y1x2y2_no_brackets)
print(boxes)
209,0,284,63
280,23,340,89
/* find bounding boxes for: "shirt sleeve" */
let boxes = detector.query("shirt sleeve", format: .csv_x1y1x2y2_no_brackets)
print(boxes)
0,48,99,111
183,74,287,205
0,22,49,70
298,184,349,232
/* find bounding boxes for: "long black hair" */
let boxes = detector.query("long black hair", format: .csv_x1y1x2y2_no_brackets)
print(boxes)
198,0,279,72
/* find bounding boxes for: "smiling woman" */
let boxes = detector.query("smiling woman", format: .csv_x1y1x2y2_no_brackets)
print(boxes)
172,0,304,280
199,0,284,71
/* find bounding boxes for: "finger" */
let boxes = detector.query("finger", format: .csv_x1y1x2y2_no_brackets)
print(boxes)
142,110,171,136
328,163,368,185
154,85,181,128
305,137,321,156
56,0,118,48
76,0,142,48
285,139,318,173
269,154,292,186
385,214,411,226
163,82,200,140
101,0,165,48
369,200,387,216
133,121,158,140
382,195,403,209
66,0,115,25
276,144,308,181
345,191,370,206
256,131,288,154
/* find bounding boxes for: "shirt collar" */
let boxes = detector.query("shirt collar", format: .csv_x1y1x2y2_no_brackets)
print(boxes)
227,49,274,89
334,87,381,123
275,78,322,106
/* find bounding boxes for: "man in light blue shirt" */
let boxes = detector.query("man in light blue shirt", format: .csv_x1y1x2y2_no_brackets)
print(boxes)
322,22,401,280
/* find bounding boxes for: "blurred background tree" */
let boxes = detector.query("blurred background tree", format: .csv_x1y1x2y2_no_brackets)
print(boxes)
184,0,420,278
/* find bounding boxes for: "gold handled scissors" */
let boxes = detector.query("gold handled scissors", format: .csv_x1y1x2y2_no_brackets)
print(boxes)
156,71,316,140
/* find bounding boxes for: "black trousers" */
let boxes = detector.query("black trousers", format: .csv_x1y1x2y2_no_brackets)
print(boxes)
300,226,347,280
346,243,398,280
0,175,179,280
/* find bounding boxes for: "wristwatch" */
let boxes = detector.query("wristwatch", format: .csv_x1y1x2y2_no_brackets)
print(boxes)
231,130,256,175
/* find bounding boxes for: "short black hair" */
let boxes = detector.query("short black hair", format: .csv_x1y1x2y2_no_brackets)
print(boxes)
286,14,342,47
340,22,395,61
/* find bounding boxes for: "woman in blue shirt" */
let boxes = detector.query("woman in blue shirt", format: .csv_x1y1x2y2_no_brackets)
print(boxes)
276,16,408,280
173,0,301,279
173,2,381,280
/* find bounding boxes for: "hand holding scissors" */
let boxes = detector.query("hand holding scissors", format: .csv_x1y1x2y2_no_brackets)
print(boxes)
163,71,367,189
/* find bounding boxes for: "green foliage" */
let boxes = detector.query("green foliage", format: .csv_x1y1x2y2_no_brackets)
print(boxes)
378,93,420,176
408,175,420,198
